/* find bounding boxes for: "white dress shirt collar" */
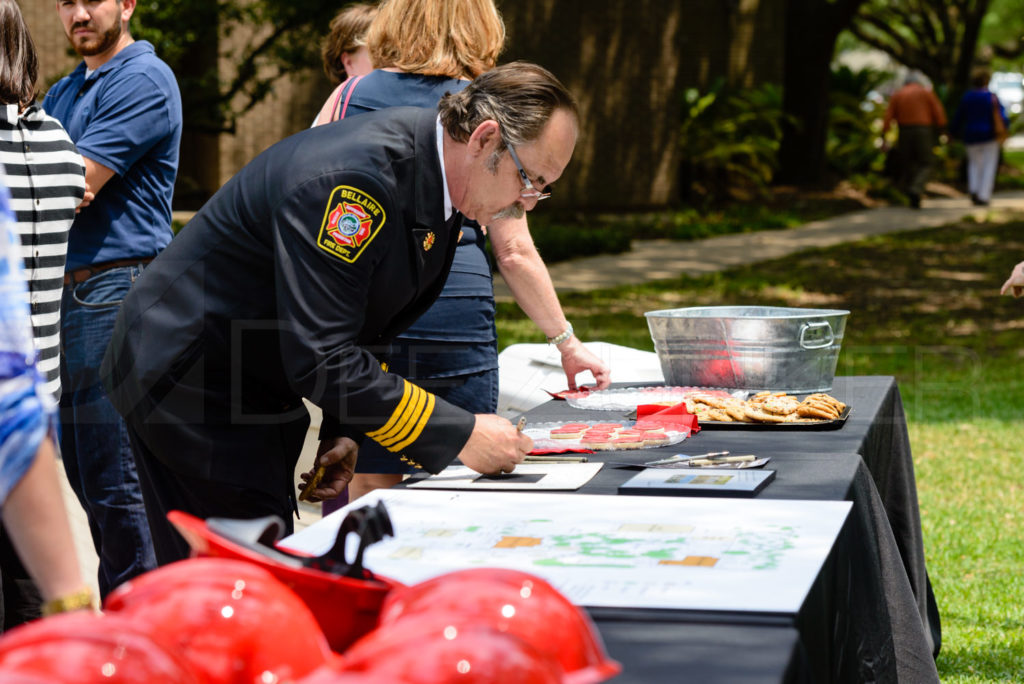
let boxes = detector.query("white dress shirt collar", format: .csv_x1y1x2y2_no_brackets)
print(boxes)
436,115,453,220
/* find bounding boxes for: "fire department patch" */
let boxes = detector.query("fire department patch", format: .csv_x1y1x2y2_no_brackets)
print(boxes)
316,185,386,263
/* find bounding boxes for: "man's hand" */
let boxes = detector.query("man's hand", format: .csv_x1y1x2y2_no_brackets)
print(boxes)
298,436,358,502
75,183,95,214
558,336,611,390
1001,261,1024,297
456,414,533,475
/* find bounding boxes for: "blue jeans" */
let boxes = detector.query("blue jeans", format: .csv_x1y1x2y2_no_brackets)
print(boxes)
59,265,156,597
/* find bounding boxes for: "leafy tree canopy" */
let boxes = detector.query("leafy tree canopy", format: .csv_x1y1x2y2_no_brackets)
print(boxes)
848,0,992,104
980,0,1024,69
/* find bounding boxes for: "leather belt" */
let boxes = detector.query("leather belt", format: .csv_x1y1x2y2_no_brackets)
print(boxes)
63,258,154,286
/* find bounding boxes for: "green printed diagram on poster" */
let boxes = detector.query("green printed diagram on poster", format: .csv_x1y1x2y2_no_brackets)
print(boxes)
393,521,799,572
282,490,851,615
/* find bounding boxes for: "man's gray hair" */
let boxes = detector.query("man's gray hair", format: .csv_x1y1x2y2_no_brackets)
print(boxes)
438,61,578,150
904,70,925,86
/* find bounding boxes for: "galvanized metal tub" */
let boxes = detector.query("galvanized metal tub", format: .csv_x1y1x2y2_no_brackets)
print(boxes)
644,306,850,393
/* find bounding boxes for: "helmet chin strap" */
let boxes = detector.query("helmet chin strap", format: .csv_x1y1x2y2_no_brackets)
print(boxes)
205,500,395,579
316,500,395,578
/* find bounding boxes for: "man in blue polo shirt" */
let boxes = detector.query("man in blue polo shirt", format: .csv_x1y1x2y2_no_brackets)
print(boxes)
43,0,181,597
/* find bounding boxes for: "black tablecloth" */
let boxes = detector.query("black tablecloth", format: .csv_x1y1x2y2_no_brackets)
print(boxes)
597,621,810,684
516,376,940,683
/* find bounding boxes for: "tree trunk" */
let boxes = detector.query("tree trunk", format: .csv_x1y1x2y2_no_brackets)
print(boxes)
950,0,992,105
777,0,867,185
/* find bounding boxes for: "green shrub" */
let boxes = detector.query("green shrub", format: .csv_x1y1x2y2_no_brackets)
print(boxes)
677,80,791,203
529,221,632,264
997,148,1024,190
513,198,868,267
490,215,632,266
826,65,892,177
618,205,808,240
845,172,905,203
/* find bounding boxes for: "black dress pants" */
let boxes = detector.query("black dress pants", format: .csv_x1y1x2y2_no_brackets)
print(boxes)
128,427,297,566
0,527,42,632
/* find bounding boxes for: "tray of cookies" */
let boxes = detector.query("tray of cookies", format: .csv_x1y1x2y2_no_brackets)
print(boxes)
689,391,850,429
523,421,690,452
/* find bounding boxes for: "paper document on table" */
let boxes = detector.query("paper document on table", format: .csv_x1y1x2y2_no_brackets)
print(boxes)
406,463,603,491
281,489,851,615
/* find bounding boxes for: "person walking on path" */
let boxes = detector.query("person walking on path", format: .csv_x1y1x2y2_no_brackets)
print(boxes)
882,72,948,208
42,0,182,598
951,69,1009,207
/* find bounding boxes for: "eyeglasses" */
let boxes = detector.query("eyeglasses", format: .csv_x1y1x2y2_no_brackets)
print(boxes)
505,143,551,202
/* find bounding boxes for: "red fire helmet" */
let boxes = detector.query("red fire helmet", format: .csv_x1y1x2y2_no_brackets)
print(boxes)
341,613,564,684
104,557,338,684
295,665,379,684
167,510,399,652
379,568,620,684
0,612,200,684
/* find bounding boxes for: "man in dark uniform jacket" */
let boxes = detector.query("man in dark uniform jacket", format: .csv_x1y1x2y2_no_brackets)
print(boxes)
101,63,576,563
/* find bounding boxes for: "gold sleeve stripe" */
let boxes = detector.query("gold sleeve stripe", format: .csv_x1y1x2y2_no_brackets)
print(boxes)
366,380,435,450
378,384,427,448
391,392,434,452
366,380,415,441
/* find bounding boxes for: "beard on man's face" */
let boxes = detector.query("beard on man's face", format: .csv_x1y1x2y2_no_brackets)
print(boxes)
491,202,525,221
67,20,122,57
486,148,526,221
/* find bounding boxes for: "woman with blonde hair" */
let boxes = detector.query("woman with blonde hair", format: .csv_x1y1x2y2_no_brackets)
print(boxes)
315,0,503,125
308,0,609,512
367,0,504,79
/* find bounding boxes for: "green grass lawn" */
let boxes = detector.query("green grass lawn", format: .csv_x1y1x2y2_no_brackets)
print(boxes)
521,191,871,265
997,149,1024,192
497,211,1024,682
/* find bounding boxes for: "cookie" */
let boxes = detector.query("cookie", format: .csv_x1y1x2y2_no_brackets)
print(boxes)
550,426,586,439
641,430,670,446
762,395,800,416
806,394,846,411
725,405,748,422
581,433,612,450
744,407,789,423
797,403,839,420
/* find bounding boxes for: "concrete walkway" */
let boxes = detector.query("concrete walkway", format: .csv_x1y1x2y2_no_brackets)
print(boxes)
495,191,1024,297
61,188,1024,600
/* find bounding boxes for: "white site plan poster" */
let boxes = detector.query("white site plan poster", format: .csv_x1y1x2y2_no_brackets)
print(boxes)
281,489,851,615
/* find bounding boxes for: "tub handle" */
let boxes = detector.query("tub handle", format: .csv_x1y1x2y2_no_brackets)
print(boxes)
799,321,834,349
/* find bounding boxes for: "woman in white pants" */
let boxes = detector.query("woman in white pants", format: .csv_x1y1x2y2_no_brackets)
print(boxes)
952,69,1009,206
965,141,1002,205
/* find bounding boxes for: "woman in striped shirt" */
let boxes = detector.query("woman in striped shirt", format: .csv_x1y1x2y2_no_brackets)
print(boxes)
0,0,87,401
0,0,88,631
